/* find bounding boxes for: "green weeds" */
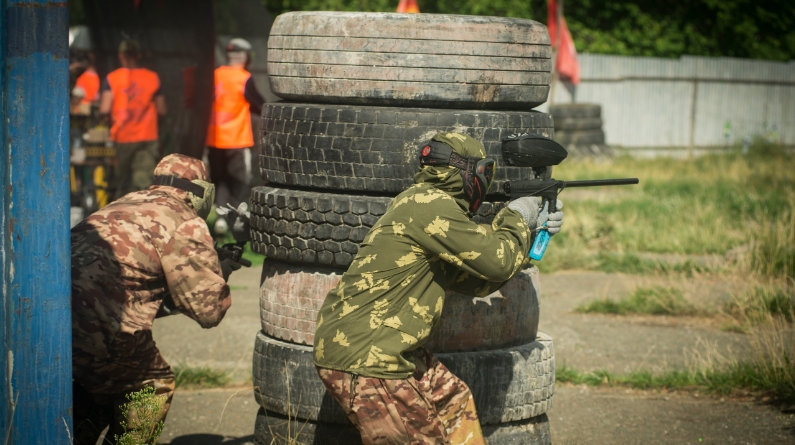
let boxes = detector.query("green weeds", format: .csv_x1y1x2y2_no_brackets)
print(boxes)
173,365,231,389
557,359,794,405
722,284,795,332
749,201,795,281
537,251,710,276
558,316,795,406
114,386,166,445
575,286,700,316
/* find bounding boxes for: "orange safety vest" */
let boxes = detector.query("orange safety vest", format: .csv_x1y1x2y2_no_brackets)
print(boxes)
75,68,100,104
205,65,254,149
107,68,161,143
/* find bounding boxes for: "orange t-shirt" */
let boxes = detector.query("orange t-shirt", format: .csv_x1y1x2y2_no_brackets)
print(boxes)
106,68,161,143
75,68,100,104
205,65,254,149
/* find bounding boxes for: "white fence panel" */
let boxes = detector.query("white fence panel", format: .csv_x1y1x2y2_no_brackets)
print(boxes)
538,54,795,148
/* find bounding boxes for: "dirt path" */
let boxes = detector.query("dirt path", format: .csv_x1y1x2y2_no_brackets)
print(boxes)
154,268,794,444
537,270,752,373
549,385,794,444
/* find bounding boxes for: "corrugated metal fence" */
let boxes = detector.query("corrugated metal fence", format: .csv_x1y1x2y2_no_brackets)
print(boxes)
537,54,795,149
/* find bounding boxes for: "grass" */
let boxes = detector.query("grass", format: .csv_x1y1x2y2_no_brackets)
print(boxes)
540,142,794,273
721,283,795,332
557,363,794,404
558,315,795,406
173,365,231,389
575,281,794,331
536,251,711,276
576,286,701,316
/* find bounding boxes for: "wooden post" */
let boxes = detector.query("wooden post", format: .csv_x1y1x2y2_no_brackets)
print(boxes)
0,1,73,443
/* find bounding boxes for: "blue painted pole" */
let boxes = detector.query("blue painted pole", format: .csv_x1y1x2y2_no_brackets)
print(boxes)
0,1,73,443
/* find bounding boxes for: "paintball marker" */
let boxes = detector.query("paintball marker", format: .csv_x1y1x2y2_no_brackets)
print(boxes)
215,242,252,268
215,202,253,268
500,133,639,260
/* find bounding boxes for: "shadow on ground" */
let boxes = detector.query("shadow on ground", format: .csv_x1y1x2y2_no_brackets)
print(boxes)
168,434,255,444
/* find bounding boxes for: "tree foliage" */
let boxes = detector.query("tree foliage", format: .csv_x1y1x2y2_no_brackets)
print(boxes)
262,0,795,60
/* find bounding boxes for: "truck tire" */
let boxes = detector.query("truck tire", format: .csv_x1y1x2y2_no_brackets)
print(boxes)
268,12,551,109
252,331,555,425
553,117,603,131
259,260,540,352
260,103,553,194
554,129,605,145
250,186,509,268
254,408,552,445
548,103,601,119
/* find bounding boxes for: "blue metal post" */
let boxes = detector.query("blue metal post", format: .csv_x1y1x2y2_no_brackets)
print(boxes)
1,1,72,443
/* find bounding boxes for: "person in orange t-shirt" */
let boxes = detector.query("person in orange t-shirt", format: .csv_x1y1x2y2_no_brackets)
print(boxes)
205,38,264,234
100,40,167,199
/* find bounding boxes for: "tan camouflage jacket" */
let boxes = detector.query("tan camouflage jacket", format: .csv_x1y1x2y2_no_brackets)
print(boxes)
313,183,531,379
71,159,230,393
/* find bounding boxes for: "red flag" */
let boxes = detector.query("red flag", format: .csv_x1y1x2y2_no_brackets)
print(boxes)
547,0,558,48
547,0,580,85
397,0,420,13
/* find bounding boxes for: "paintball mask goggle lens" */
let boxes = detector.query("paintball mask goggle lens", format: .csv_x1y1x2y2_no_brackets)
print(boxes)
465,158,495,213
418,141,495,213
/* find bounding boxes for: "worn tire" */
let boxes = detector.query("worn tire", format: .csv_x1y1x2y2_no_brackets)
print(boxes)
254,408,552,445
553,117,603,131
250,186,508,268
252,331,555,425
260,103,553,194
554,129,605,145
258,260,540,352
548,103,601,119
268,12,551,109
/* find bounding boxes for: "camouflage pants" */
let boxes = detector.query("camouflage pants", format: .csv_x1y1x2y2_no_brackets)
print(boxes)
317,348,486,445
73,377,175,445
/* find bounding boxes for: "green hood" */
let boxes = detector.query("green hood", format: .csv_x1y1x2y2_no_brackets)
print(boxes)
413,132,488,213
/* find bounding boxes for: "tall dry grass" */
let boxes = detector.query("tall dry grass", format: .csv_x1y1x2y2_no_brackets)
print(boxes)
551,146,795,403
543,145,794,267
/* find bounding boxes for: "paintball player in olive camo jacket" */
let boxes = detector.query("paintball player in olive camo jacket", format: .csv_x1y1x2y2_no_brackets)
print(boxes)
70,154,243,444
313,133,564,445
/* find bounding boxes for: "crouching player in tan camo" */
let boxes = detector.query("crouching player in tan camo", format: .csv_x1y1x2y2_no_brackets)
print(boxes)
70,154,244,444
313,133,564,444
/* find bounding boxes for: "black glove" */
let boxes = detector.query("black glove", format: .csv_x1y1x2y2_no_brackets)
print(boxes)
156,293,179,318
221,258,242,281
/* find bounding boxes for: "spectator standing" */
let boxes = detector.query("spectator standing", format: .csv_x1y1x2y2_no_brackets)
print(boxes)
100,39,167,199
205,38,265,234
70,51,100,115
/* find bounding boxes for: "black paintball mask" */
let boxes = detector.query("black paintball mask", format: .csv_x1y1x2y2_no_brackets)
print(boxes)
418,140,495,213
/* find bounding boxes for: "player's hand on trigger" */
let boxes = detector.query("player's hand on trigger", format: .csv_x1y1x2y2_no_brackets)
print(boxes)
543,200,564,235
507,196,543,229
220,258,243,281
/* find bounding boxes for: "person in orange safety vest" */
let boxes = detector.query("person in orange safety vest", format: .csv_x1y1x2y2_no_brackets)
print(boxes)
205,37,264,234
70,51,100,115
100,39,167,199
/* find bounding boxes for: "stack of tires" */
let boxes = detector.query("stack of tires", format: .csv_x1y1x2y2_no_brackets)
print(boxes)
250,12,557,445
549,103,612,156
